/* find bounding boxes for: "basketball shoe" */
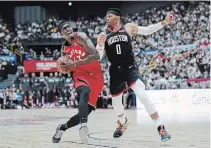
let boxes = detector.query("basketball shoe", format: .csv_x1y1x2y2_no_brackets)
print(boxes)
113,117,131,138
79,123,89,143
158,125,171,142
52,124,64,143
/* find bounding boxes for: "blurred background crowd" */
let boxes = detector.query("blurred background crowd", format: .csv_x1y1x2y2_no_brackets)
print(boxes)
0,1,210,109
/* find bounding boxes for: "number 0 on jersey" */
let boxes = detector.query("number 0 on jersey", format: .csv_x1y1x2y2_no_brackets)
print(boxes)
116,44,121,54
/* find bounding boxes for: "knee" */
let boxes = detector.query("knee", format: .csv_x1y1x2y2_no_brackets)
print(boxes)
131,80,149,102
77,86,91,103
131,79,145,92
80,91,90,103
80,88,90,99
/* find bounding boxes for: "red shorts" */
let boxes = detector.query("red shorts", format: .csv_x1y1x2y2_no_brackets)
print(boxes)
72,70,104,108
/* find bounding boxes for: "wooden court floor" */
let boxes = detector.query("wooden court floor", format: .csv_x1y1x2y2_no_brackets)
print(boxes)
0,108,210,148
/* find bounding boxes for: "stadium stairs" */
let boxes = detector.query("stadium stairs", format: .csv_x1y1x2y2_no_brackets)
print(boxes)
0,74,18,90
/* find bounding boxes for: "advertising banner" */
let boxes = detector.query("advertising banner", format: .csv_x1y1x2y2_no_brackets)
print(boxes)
24,60,58,72
136,89,210,111
136,89,210,125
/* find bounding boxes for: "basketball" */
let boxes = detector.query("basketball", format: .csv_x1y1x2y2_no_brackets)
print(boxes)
57,55,73,73
57,55,70,64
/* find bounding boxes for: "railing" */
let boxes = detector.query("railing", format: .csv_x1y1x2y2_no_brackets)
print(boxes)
8,44,22,63
0,39,23,63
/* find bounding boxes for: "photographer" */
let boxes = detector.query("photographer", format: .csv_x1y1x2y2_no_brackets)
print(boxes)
0,89,6,109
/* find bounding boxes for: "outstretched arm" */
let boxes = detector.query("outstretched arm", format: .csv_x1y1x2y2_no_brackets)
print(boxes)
125,12,174,37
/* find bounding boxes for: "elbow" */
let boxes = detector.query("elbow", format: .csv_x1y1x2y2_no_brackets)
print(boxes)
95,53,101,61
93,50,101,61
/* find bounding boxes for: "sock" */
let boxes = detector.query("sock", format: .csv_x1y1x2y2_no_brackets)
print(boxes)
59,104,94,132
80,122,87,127
79,99,89,124
112,94,126,124
154,117,163,129
118,115,126,124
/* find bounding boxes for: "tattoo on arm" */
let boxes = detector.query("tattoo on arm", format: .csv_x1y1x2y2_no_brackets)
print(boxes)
75,32,100,66
125,23,139,37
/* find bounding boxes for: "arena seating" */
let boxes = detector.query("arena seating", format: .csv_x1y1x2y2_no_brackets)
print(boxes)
0,1,210,109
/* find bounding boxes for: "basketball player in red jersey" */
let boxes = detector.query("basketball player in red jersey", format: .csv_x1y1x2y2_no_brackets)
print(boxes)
52,21,104,144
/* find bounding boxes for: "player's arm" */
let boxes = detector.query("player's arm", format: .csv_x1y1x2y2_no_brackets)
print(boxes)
125,11,174,37
96,32,106,60
75,32,100,66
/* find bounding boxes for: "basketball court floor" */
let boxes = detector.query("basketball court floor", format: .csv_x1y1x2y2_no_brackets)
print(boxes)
0,107,210,148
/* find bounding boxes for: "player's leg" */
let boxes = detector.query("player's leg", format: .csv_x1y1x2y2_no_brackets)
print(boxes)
127,67,171,142
52,85,94,143
110,73,130,138
62,86,93,129
52,105,94,143
76,85,92,143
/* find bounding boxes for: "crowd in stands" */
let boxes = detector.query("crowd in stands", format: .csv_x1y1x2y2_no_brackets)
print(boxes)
131,2,210,90
0,2,210,109
0,43,13,56
0,72,136,109
0,17,15,57
14,2,209,46
0,41,18,82
140,44,210,89
16,17,63,41
0,17,18,82
23,47,62,61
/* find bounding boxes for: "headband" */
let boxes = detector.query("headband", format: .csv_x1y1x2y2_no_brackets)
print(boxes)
106,8,121,16
58,21,69,33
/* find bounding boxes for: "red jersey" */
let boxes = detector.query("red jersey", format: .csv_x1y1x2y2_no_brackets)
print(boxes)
62,33,104,108
63,33,102,74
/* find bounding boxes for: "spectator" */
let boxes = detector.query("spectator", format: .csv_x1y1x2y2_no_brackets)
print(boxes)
0,90,6,109
123,89,136,109
16,89,23,106
100,84,112,108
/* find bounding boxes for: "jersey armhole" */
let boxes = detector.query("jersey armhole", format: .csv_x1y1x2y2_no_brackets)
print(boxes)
123,25,133,39
73,32,84,48
62,40,69,54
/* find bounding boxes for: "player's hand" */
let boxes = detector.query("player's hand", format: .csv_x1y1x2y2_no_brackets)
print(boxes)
57,56,76,73
57,62,68,73
59,60,76,71
97,32,106,46
163,11,175,25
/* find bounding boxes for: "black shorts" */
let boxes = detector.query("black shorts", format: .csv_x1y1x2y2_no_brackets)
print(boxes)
109,64,142,96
